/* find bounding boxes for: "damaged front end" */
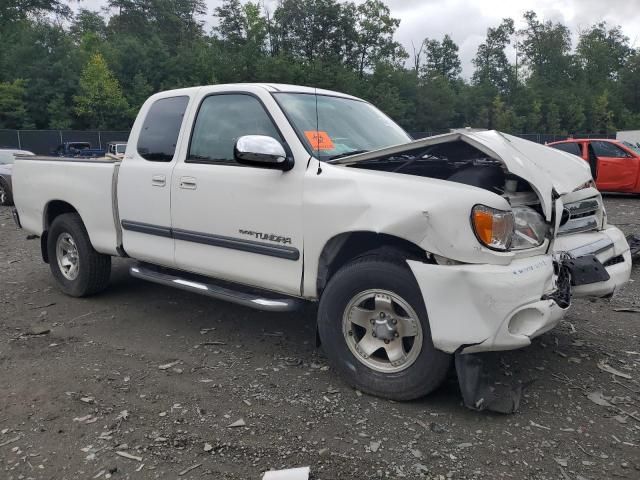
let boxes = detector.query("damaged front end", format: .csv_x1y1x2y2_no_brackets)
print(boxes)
333,130,628,302
334,132,565,258
330,130,631,412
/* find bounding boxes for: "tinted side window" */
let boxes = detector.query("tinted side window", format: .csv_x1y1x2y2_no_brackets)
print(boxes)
591,141,630,158
137,96,189,162
188,94,282,164
551,142,581,156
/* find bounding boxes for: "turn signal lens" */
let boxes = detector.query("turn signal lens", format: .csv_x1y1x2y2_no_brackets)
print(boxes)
471,205,514,251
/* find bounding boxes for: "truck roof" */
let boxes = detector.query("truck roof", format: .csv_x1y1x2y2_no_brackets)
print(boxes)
149,83,361,101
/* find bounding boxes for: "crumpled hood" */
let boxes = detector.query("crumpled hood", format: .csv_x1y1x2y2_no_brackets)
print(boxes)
331,130,593,220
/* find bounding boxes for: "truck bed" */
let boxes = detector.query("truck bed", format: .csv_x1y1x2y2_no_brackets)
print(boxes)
12,155,122,256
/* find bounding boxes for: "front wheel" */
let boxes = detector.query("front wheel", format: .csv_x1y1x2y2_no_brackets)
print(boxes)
47,213,111,297
317,256,451,401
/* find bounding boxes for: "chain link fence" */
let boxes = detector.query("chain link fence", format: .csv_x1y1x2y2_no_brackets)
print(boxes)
0,129,131,155
0,129,617,155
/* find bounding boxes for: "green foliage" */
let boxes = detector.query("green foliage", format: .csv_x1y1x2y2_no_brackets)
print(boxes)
525,99,543,133
592,91,616,133
545,102,561,134
519,11,572,89
47,94,73,129
472,19,515,94
1,0,71,26
0,80,28,129
421,35,461,82
620,51,640,113
564,97,586,133
0,1,638,134
576,22,631,90
74,53,130,129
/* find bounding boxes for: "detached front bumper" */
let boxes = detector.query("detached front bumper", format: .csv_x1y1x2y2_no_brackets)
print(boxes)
407,255,567,354
406,226,631,355
553,226,631,298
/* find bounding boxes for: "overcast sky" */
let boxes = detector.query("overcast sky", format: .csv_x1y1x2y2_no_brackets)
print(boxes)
80,0,640,77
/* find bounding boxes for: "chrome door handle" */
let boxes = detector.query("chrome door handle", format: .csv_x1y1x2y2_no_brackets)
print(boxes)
180,176,197,190
151,175,166,187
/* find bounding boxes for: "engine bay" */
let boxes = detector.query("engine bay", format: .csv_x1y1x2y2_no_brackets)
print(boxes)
347,140,542,211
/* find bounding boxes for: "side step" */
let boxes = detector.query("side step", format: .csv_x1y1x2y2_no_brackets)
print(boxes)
129,263,304,312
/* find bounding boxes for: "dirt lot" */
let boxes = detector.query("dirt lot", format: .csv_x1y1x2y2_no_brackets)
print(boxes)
1,197,639,480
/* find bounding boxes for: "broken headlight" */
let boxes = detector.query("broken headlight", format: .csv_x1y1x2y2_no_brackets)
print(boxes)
511,206,549,250
573,179,596,192
471,205,514,251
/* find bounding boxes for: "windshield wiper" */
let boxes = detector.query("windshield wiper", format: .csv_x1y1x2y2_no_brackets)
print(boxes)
328,150,369,161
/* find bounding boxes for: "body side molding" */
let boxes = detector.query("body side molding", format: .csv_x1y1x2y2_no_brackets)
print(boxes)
121,220,300,260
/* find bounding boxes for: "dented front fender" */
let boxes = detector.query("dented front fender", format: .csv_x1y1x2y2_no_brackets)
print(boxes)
302,160,515,297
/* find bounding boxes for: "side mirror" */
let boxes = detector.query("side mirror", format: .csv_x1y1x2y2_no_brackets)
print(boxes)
234,135,293,171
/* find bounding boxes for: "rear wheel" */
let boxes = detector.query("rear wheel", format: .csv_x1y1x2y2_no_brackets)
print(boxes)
47,213,111,297
0,180,12,206
318,256,451,400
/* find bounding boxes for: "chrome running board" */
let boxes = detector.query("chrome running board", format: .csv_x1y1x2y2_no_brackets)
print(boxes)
130,263,303,312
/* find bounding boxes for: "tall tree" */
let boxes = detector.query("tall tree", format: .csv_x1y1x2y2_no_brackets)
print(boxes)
272,0,345,64
421,35,461,82
213,0,268,80
472,19,515,93
519,11,572,88
354,0,405,76
576,22,631,89
74,53,130,129
214,0,246,44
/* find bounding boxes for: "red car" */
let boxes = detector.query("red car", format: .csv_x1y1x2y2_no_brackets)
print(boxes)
548,138,640,193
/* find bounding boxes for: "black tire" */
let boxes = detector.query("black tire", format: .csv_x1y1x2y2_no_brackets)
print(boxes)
318,255,451,401
0,179,12,206
47,213,111,297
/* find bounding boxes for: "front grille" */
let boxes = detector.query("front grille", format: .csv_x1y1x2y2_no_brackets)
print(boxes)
557,198,602,236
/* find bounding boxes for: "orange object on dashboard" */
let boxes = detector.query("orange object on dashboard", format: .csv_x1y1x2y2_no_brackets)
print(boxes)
304,130,335,151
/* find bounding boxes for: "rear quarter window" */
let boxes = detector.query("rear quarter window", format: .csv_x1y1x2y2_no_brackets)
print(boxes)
137,96,189,162
551,142,581,157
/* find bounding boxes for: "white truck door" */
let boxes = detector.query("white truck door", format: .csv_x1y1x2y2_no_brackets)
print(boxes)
170,91,305,295
117,95,191,266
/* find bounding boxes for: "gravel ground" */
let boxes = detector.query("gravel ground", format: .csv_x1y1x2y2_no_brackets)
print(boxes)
1,196,639,480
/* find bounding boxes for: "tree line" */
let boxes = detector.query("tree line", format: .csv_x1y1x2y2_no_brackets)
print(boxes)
1,0,639,135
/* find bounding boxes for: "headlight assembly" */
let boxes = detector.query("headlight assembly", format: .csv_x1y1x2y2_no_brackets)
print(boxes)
573,180,596,192
471,205,514,251
511,206,549,250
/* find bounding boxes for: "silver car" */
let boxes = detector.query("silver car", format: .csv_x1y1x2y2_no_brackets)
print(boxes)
0,149,35,206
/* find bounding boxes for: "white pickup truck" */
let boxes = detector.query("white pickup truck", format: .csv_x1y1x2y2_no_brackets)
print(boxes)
12,84,632,401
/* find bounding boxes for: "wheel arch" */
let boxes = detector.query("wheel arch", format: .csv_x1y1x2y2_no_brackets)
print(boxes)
316,231,431,297
40,200,80,263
